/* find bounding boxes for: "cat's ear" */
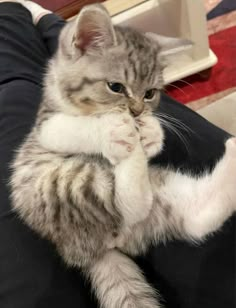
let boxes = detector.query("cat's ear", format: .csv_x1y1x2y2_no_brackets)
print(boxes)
145,32,193,57
73,4,116,54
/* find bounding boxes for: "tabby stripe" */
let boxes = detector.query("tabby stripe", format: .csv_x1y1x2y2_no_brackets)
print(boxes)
128,50,138,81
124,68,129,82
67,77,100,93
81,170,104,212
63,163,92,223
81,171,115,225
149,59,157,84
50,168,62,229
65,164,107,227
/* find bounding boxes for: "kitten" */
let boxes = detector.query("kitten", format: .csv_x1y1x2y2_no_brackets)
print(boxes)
10,4,236,308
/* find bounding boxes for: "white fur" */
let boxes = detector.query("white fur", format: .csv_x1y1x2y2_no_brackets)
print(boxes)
101,113,139,165
137,115,164,158
38,113,102,154
114,141,153,226
38,112,139,163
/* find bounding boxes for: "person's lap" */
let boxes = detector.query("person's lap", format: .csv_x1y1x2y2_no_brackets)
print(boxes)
0,5,94,307
0,3,234,308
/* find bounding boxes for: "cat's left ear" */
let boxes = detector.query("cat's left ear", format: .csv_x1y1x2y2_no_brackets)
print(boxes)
145,32,193,58
73,4,116,55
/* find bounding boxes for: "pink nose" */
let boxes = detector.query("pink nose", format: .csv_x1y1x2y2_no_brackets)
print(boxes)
130,106,144,117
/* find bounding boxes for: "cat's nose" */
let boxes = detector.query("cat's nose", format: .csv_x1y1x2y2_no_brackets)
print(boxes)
129,105,144,117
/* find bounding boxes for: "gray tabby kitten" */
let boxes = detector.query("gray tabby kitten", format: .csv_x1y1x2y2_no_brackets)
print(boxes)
11,4,236,308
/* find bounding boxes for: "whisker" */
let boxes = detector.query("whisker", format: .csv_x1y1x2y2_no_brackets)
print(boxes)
167,83,188,97
158,117,190,150
154,114,191,152
178,79,196,91
157,112,196,136
156,113,190,134
166,122,189,151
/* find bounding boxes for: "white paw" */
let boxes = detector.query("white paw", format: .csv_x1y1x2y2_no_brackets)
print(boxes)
102,114,138,165
136,115,164,159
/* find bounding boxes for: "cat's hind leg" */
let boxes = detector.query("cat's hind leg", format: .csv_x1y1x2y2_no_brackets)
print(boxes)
150,137,236,241
117,137,236,256
88,249,161,308
177,137,236,240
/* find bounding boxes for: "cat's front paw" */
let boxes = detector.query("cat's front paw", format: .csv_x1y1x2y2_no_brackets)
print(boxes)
136,115,164,159
102,114,138,165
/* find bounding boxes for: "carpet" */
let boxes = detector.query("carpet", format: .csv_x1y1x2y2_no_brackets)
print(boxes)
198,91,236,135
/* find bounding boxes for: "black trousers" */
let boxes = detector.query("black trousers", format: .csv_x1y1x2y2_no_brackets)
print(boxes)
0,3,234,308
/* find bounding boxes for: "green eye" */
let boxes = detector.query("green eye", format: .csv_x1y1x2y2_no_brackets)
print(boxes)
107,82,125,94
144,89,156,100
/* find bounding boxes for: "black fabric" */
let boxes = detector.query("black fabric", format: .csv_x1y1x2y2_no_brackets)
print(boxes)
0,3,235,308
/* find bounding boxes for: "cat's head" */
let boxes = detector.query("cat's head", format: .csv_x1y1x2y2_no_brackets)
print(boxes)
47,4,191,116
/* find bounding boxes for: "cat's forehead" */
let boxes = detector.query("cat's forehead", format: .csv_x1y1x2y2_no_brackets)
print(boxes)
101,28,163,88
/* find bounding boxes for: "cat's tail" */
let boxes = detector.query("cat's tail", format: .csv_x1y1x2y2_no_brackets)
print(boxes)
88,249,161,308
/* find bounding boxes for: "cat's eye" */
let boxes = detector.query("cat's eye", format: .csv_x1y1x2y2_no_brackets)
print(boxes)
107,82,125,94
144,89,157,100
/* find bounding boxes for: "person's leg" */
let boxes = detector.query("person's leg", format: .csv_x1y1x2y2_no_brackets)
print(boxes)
0,3,64,213
0,3,95,308
36,14,65,56
0,2,49,85
0,2,50,215
20,0,66,56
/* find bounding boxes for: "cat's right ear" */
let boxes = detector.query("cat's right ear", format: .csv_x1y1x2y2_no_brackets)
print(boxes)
73,4,116,55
